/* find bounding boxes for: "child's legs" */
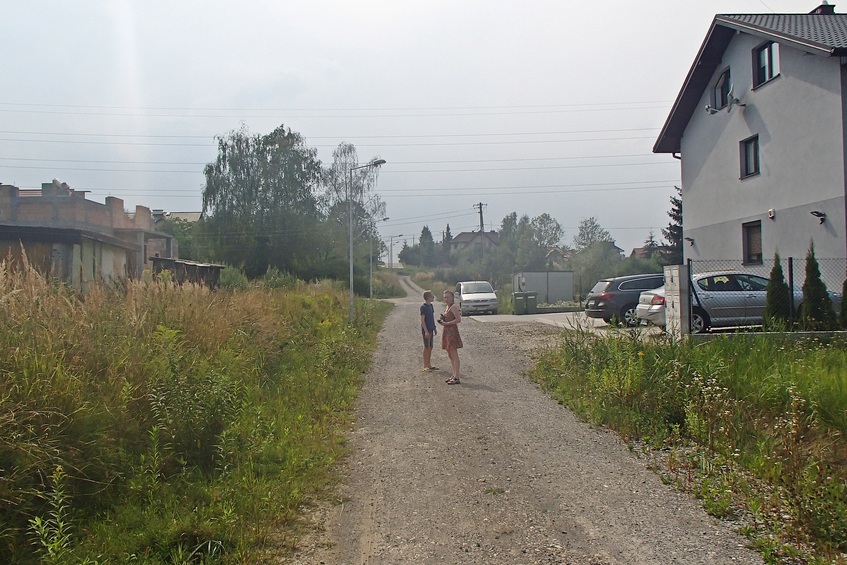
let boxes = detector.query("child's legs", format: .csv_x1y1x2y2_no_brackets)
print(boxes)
423,345,432,366
447,348,460,376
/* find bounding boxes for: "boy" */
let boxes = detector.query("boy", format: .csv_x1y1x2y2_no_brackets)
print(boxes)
420,290,439,371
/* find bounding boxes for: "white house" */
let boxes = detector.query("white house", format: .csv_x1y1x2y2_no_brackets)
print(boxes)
654,3,847,283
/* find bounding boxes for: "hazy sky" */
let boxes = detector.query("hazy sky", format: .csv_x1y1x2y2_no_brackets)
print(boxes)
2,0,810,261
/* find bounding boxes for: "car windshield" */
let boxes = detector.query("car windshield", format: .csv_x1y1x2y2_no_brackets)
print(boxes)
464,282,494,294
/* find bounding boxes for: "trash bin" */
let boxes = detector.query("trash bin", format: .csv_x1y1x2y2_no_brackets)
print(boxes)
512,292,526,315
525,291,538,314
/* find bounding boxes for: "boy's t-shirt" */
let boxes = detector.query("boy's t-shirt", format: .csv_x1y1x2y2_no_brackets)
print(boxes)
420,302,437,331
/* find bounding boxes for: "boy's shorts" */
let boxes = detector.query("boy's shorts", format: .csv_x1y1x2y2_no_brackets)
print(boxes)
421,328,434,349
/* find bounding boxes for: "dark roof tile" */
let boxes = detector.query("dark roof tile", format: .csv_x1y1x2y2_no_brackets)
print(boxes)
718,13,847,51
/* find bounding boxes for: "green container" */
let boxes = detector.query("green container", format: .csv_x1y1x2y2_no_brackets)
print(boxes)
512,292,526,315
525,292,538,314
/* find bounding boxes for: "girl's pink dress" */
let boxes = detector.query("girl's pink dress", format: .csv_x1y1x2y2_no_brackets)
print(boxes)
441,308,463,349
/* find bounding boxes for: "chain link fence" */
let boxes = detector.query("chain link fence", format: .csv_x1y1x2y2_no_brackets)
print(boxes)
686,257,846,329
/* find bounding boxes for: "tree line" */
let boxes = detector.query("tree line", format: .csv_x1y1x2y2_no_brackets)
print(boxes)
399,202,682,299
158,125,390,295
163,123,682,299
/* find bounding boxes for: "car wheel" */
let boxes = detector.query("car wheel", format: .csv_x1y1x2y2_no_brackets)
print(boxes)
691,308,709,334
621,305,639,327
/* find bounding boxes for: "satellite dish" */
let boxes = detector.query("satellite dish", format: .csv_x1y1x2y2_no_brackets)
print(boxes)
727,84,745,112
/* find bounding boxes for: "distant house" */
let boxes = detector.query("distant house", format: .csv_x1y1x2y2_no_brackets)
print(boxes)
0,179,173,290
629,245,675,262
151,210,202,225
545,246,571,267
150,209,203,260
449,230,500,254
654,3,847,273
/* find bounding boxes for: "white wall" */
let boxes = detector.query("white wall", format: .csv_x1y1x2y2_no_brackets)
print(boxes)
680,31,847,263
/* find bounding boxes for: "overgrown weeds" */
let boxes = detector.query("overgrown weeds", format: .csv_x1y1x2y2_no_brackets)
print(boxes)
532,327,847,563
0,259,389,563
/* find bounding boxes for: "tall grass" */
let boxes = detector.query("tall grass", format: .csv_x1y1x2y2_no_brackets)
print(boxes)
0,259,389,563
532,329,847,563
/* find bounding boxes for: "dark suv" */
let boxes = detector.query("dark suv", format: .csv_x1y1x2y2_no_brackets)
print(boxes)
584,273,664,326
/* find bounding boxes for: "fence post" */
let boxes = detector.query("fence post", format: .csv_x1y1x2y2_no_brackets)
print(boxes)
664,264,691,339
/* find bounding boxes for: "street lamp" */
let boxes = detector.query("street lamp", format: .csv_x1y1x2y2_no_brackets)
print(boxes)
388,233,404,269
348,159,386,322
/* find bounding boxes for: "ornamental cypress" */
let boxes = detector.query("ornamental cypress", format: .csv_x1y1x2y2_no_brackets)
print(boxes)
764,253,791,329
801,242,836,330
841,277,847,329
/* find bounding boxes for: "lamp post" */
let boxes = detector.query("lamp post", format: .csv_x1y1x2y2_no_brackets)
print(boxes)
370,216,389,299
388,233,404,269
348,159,386,323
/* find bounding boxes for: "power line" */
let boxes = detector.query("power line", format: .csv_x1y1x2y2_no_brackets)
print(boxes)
0,160,673,175
0,100,673,112
0,127,659,140
0,101,673,120
46,178,677,196
0,134,656,148
0,152,667,167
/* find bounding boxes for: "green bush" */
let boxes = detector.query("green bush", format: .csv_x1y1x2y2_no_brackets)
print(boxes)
219,265,249,290
801,243,836,330
763,252,791,328
840,278,847,329
262,266,299,289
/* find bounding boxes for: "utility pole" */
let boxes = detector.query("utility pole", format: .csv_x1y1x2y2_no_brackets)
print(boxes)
474,202,486,232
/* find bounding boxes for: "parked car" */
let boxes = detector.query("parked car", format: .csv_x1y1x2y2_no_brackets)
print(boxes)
584,273,664,327
455,280,498,315
692,271,843,332
636,271,843,333
635,286,666,327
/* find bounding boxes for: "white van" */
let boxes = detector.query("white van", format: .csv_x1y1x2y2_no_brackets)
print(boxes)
455,281,498,315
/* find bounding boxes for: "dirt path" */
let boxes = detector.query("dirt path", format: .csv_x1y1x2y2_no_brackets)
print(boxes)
288,277,763,564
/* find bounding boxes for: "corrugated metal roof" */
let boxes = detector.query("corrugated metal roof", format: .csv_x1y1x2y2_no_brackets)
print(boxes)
718,13,847,52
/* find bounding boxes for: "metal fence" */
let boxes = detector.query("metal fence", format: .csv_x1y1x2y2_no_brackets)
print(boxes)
686,257,846,329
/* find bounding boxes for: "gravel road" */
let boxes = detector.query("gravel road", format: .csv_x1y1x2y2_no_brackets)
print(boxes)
287,277,763,564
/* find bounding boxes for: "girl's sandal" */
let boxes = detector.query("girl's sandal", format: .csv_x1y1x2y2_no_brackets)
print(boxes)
446,377,460,385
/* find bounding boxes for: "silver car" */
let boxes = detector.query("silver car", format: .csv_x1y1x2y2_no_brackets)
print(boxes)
639,272,842,333
635,286,666,327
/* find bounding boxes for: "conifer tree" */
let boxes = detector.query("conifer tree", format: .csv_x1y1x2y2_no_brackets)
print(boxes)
840,278,847,329
801,242,836,330
662,185,683,264
763,252,791,328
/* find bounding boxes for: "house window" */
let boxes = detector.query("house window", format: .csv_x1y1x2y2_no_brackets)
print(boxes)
743,221,763,264
740,135,760,178
714,69,731,109
754,42,780,87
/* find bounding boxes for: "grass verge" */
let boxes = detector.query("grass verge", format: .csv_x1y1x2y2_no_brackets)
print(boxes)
531,327,847,564
0,260,390,564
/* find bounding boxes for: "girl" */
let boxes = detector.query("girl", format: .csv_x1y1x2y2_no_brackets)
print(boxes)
438,290,463,384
